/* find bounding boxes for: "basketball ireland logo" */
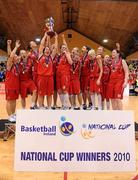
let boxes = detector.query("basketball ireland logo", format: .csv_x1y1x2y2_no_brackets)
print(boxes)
59,116,74,136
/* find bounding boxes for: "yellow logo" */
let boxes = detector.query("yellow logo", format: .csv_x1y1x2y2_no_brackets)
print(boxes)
81,124,95,139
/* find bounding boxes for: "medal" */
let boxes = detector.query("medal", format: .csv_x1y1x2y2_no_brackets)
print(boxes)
34,50,38,59
45,55,50,67
22,59,28,74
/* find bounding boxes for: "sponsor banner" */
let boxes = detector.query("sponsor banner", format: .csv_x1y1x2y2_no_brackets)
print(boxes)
0,82,5,94
14,110,136,172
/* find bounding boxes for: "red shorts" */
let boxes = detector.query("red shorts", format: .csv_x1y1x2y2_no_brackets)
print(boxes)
90,78,102,94
37,75,54,96
56,74,70,92
5,88,19,100
107,79,124,99
80,76,90,93
20,80,37,98
102,83,109,100
69,78,80,95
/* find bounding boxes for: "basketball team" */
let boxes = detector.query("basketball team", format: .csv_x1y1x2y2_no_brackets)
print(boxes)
5,32,129,121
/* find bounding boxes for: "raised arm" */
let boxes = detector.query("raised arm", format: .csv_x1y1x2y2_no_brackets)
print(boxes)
51,33,58,59
96,55,103,85
122,59,129,88
46,35,51,48
39,33,47,55
116,43,120,51
61,34,69,52
7,40,21,70
7,40,12,57
64,51,72,65
10,40,20,58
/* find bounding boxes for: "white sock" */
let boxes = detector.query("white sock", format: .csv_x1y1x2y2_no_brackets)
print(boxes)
73,95,77,108
31,102,35,107
47,106,51,109
91,94,95,109
102,101,104,110
106,101,110,110
63,93,69,108
69,94,73,107
59,94,64,106
97,94,102,110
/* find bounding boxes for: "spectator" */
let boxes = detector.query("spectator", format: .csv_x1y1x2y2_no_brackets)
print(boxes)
0,61,6,81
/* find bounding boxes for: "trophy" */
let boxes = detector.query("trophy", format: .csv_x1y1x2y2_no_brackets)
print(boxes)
44,17,55,38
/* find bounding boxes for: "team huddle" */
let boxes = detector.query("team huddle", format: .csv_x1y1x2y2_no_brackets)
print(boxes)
5,32,129,121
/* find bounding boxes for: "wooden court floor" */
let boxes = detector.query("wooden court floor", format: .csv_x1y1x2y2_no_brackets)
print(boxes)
0,95,138,180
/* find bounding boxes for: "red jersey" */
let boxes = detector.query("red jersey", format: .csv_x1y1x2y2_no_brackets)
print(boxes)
53,54,59,76
5,64,19,89
70,61,80,80
19,58,33,81
102,64,111,83
89,58,100,78
37,55,53,76
28,50,38,76
56,53,71,76
110,58,125,80
80,54,90,76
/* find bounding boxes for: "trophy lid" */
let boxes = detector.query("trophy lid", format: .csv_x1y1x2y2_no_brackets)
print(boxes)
45,17,54,23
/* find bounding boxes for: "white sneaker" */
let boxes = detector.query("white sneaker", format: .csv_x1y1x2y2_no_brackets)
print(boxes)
62,106,69,110
70,106,74,110
9,114,16,122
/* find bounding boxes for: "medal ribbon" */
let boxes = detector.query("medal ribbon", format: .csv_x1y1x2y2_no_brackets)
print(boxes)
22,59,28,73
45,55,50,65
82,52,88,65
14,63,19,75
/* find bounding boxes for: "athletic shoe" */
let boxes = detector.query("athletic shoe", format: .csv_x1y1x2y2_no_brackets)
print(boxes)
87,106,92,110
82,104,87,110
62,107,69,110
30,106,36,110
34,105,39,109
69,106,75,110
74,107,80,110
9,114,16,122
